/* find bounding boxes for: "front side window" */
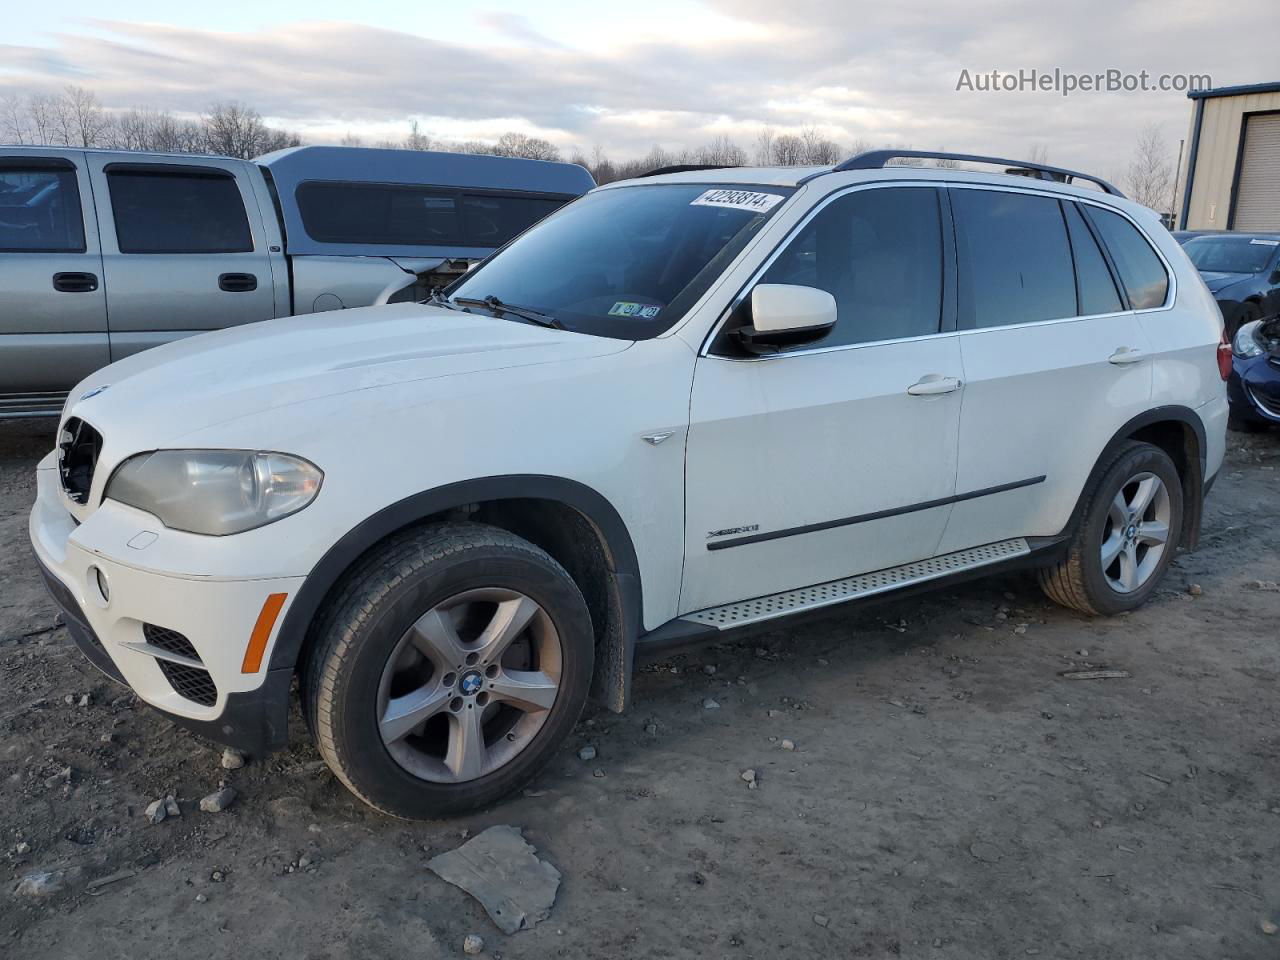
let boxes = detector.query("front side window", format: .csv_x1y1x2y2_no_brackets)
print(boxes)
449,183,794,339
0,163,86,253
953,189,1076,328
1084,206,1169,310
756,186,943,347
108,168,252,254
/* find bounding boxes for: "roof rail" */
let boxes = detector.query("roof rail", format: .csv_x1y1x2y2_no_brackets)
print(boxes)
833,150,1125,197
637,163,739,178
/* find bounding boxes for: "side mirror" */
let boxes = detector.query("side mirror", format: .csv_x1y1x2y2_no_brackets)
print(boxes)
734,283,837,355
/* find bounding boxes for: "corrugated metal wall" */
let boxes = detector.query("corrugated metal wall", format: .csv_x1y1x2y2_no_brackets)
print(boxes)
1179,89,1280,230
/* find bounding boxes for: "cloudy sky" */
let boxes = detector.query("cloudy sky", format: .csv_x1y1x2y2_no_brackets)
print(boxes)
1,0,1272,175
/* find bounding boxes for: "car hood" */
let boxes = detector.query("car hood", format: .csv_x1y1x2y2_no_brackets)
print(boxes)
65,303,630,447
1199,270,1251,294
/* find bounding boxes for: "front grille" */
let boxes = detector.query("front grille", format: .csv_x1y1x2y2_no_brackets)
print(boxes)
143,624,218,707
1248,385,1280,418
58,417,103,504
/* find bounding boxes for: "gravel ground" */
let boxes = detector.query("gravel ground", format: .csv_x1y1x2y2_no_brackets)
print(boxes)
2,417,1278,959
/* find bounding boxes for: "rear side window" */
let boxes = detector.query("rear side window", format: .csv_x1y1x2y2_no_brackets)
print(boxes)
0,162,86,253
953,189,1076,328
1063,202,1123,316
759,186,943,346
107,167,252,254
296,181,568,247
1084,206,1169,309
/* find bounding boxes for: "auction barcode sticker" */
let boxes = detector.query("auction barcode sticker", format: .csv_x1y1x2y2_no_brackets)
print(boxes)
690,189,785,213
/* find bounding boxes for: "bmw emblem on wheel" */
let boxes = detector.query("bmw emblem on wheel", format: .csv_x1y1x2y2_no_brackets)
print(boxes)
459,671,483,696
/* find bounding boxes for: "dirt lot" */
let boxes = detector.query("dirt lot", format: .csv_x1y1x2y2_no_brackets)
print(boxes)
2,418,1278,959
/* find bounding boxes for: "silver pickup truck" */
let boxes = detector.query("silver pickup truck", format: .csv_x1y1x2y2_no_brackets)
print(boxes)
0,145,594,417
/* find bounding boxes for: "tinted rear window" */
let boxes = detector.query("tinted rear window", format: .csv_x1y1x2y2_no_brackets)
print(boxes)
0,165,86,253
1084,206,1169,309
296,181,567,247
107,169,252,254
1063,202,1123,316
953,189,1076,328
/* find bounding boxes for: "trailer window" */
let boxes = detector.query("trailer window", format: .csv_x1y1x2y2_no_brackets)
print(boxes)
296,181,569,247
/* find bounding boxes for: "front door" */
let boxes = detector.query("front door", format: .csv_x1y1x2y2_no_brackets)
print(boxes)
682,184,964,613
84,154,276,361
0,150,108,411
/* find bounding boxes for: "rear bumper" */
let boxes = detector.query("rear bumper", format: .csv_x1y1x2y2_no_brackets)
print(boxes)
28,458,302,753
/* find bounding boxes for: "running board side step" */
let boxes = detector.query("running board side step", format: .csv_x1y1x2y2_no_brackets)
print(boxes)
678,538,1031,633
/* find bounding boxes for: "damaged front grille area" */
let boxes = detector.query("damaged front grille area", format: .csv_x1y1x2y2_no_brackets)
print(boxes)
143,624,219,707
58,417,102,504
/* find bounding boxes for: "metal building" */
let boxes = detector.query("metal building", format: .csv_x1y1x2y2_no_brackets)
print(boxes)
1177,82,1280,231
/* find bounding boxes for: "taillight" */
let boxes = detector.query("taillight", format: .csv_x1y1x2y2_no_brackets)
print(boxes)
1217,329,1233,381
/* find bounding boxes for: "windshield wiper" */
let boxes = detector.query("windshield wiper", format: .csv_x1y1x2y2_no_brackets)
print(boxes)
452,295,565,330
426,289,463,311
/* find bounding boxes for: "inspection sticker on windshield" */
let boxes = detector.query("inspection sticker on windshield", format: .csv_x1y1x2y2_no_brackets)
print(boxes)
690,189,785,213
608,301,661,319
1249,238,1279,245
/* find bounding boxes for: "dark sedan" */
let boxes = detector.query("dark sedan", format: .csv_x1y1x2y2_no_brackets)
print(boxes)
1227,315,1280,431
1178,232,1280,337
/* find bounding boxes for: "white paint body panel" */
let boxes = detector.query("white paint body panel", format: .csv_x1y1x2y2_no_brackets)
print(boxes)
30,165,1228,724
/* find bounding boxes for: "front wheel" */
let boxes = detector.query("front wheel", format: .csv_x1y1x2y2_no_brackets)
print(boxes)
304,522,594,819
1038,441,1183,616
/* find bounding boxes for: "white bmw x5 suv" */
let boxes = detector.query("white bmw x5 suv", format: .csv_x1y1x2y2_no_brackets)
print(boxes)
31,150,1229,818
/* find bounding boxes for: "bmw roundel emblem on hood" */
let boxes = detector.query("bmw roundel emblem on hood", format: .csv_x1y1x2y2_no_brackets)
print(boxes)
79,384,110,401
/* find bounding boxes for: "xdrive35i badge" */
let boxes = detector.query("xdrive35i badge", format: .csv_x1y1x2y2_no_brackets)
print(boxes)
708,524,759,539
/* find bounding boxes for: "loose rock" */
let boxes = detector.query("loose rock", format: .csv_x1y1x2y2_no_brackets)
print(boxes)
813,914,830,927
702,664,717,676
463,933,485,955
14,871,64,898
1187,583,1203,596
577,745,596,761
164,795,181,818
221,748,246,770
780,739,796,751
702,698,720,710
200,787,237,813
144,798,168,825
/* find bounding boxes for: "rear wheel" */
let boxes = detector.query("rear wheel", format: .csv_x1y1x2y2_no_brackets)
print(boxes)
1038,442,1183,616
304,522,594,819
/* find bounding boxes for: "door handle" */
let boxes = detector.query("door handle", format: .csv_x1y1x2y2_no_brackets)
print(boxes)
907,375,963,396
1108,347,1147,365
52,272,98,293
218,272,258,293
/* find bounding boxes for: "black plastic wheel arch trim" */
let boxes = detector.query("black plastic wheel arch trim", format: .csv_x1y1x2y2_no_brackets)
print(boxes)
706,476,1046,551
267,475,644,676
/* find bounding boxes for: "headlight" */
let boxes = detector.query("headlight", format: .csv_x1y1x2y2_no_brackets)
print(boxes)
105,450,322,536
1233,320,1265,359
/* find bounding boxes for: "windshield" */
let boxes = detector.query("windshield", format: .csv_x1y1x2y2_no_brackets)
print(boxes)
447,183,795,339
1184,236,1278,274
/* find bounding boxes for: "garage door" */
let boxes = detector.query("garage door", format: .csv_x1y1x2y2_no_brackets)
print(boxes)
1233,113,1280,230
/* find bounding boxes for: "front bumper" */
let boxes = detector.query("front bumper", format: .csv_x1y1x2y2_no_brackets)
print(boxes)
1228,354,1280,424
29,457,304,753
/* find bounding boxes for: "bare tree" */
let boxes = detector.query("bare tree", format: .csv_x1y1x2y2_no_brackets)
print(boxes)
403,120,432,151
1123,123,1175,212
1028,143,1051,166
201,101,299,158
491,131,562,161
340,132,366,147
53,86,109,147
694,134,747,166
754,126,777,166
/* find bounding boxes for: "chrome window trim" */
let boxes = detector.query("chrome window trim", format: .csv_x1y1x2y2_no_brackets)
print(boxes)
699,179,1176,362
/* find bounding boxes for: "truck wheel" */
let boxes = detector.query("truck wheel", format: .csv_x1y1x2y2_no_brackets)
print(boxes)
304,522,593,819
1038,441,1183,616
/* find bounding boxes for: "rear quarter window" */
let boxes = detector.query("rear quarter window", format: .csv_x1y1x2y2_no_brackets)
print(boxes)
1083,206,1169,310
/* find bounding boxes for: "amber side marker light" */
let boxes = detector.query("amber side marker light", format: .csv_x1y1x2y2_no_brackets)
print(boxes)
242,593,288,674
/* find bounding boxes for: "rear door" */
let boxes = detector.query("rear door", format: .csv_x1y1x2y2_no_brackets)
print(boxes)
938,187,1156,554
85,155,276,360
0,150,108,412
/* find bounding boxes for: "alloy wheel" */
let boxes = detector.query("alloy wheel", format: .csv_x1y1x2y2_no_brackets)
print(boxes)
376,587,562,783
1100,471,1172,594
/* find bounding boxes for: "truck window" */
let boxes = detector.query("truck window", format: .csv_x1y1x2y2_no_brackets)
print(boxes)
106,166,253,254
295,181,568,247
0,162,86,253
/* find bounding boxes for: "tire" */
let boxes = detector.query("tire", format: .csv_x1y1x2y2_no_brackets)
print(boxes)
304,521,594,819
1038,441,1183,616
